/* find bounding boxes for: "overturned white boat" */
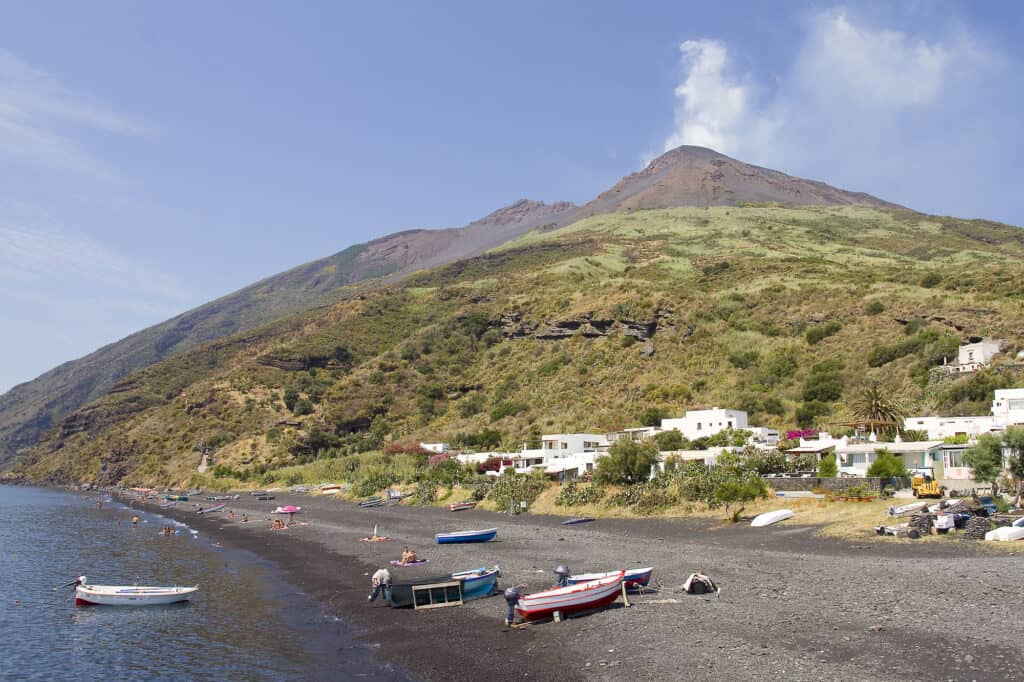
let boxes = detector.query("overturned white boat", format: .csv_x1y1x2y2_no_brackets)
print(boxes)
984,526,1024,542
73,576,198,606
750,509,794,527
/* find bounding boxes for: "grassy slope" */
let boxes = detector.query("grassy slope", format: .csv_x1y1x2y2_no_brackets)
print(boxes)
17,206,1024,486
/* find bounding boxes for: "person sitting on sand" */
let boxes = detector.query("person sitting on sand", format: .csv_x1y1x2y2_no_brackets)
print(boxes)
368,567,391,604
241,515,249,523
399,547,417,565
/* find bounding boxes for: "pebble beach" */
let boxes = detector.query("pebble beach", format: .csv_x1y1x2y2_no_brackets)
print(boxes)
148,492,1023,681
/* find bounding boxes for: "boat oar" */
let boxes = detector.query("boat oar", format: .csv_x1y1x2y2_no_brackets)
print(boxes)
53,579,79,591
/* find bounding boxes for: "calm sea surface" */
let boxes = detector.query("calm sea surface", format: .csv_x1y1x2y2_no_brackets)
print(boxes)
0,486,412,681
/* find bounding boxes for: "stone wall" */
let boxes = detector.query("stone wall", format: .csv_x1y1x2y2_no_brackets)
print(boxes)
765,476,883,493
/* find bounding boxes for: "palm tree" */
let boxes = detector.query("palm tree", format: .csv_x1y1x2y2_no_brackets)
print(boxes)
850,380,908,429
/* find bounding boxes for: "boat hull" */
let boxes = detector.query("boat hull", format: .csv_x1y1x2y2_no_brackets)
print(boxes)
451,566,499,600
75,585,198,606
751,509,794,527
435,528,497,544
515,571,623,621
985,526,1024,542
568,567,653,590
448,502,477,511
196,503,225,514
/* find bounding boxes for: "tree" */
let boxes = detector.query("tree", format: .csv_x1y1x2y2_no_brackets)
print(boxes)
1005,427,1024,495
653,429,688,452
850,380,908,428
595,441,659,485
866,449,909,479
639,407,666,428
963,431,1011,492
283,387,299,412
817,453,838,478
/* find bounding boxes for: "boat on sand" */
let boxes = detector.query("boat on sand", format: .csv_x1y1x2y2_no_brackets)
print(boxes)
751,509,794,527
435,528,497,544
515,571,624,621
568,566,653,590
451,565,500,600
73,576,198,606
196,503,225,514
985,526,1024,542
448,501,477,511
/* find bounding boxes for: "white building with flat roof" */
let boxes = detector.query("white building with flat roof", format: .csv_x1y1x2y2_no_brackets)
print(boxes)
660,408,748,441
903,415,1002,441
992,388,1024,428
950,339,1002,373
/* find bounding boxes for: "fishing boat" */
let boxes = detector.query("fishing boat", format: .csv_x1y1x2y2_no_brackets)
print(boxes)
159,502,176,509
562,516,595,525
73,576,198,606
164,494,189,502
888,501,927,517
451,565,500,600
750,509,794,527
448,501,477,512
985,526,1024,542
358,496,384,508
567,566,653,591
196,503,226,514
435,528,497,544
387,574,458,608
515,571,624,621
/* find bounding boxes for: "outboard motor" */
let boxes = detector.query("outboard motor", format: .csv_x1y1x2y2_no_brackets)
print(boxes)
554,564,570,588
503,587,522,625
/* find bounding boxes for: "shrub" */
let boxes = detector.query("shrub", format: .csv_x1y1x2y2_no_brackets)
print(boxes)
762,347,798,383
283,387,299,411
353,464,397,497
487,470,549,511
864,301,885,315
411,480,438,505
457,393,486,418
607,484,678,515
292,398,314,416
456,429,503,450
639,407,666,428
804,321,842,345
866,449,909,479
817,453,838,478
795,400,830,428
490,401,528,422
920,272,942,288
653,429,688,452
554,481,606,507
594,441,659,485
728,349,760,369
704,428,753,448
902,430,930,442
762,396,785,415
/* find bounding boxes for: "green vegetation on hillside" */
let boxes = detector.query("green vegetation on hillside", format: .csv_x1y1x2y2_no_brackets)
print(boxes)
15,206,1024,487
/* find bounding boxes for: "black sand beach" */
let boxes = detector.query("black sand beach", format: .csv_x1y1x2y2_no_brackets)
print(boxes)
149,493,1023,681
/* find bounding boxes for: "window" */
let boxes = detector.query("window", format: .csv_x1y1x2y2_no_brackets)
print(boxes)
727,421,733,429
561,443,567,449
1008,399,1024,411
696,423,702,430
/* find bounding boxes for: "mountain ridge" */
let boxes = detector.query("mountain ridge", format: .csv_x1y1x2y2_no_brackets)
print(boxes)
0,146,909,469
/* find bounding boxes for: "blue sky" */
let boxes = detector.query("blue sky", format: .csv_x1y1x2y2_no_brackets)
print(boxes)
1,1,1022,392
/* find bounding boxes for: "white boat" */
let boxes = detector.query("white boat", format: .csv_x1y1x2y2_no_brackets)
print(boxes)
984,526,1024,542
751,509,794,527
73,576,198,606
888,501,927,517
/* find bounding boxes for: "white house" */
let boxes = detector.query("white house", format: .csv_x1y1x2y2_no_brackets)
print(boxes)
903,415,1002,441
833,438,945,477
660,408,749,441
943,338,1002,374
420,442,451,453
992,388,1024,428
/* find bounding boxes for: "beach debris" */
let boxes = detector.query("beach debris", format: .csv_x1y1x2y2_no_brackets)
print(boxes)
682,573,720,595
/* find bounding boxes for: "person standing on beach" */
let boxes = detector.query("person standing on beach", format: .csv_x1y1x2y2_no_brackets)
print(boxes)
131,515,139,528
368,568,391,604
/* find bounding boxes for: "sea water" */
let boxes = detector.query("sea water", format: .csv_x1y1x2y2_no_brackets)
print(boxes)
0,486,412,681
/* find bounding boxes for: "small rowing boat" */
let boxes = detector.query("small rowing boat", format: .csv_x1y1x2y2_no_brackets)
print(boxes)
164,494,189,502
389,559,430,567
451,565,500,600
358,496,384,508
750,509,794,527
435,528,497,544
567,566,653,591
72,576,198,606
448,501,477,512
888,501,927,517
562,516,594,525
515,571,624,621
985,526,1024,542
196,503,226,515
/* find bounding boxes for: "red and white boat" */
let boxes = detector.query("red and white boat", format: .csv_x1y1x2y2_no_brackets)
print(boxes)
73,576,198,606
448,501,477,512
515,570,624,621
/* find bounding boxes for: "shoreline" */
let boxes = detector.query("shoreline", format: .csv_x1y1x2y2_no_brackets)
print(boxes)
99,488,1024,680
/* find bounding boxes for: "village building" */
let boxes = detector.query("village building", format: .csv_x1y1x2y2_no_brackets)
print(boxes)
902,415,1002,441
992,387,1024,428
659,407,748,440
419,442,451,453
939,338,1002,374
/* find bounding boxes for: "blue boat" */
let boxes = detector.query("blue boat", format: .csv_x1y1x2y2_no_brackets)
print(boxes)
434,528,497,544
451,565,500,600
562,516,595,525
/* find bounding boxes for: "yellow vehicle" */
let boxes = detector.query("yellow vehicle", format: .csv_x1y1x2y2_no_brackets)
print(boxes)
911,475,945,498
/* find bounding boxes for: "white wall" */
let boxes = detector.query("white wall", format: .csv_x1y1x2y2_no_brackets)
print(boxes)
660,408,748,441
993,388,1024,427
903,415,1000,440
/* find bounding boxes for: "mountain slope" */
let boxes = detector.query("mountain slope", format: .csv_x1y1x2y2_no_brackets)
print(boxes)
0,199,576,469
576,146,900,216
16,205,1024,486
